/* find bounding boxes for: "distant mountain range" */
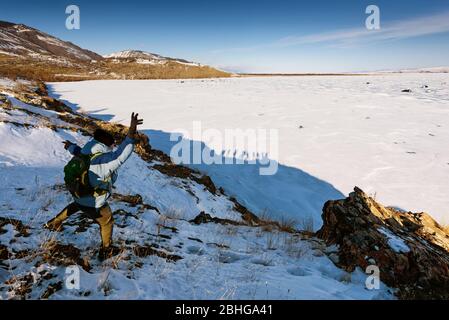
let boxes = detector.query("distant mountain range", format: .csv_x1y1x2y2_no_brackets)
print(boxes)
382,67,449,74
0,21,229,81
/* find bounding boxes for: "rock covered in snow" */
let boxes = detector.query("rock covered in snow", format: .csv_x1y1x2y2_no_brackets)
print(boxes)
317,187,449,299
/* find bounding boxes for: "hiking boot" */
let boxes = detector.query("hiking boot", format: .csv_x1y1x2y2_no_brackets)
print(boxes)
98,245,121,261
43,221,64,232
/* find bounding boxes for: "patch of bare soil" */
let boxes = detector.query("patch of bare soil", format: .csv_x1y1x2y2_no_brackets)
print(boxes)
41,241,91,272
152,164,217,195
132,245,182,262
0,244,9,261
190,211,242,226
40,281,63,299
0,217,30,237
5,273,34,299
112,193,160,214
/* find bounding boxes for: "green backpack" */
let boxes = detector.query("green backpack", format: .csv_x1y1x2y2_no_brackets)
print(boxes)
64,153,101,198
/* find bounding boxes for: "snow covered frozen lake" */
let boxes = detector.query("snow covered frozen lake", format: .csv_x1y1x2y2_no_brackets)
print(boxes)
49,74,449,227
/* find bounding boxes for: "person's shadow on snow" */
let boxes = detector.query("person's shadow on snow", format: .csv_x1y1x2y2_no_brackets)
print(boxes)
143,129,344,231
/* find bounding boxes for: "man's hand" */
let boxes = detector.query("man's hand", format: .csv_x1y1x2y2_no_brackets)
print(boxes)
128,112,143,139
62,140,73,150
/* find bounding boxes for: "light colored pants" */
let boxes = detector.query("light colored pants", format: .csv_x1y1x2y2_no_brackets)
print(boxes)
47,202,114,248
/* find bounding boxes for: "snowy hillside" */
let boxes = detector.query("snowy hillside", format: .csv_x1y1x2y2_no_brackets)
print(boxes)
0,21,228,81
104,50,198,66
104,50,164,59
0,21,102,63
49,74,449,228
0,78,392,299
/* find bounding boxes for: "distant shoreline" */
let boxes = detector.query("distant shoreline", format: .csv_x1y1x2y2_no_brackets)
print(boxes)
237,73,368,77
237,72,448,77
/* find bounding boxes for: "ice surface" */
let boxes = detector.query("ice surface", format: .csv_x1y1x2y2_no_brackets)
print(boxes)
49,74,449,228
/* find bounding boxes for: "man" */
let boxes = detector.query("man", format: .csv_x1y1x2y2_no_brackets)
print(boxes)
45,112,143,260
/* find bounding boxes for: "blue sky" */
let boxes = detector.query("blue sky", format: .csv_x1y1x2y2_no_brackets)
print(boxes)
2,0,449,72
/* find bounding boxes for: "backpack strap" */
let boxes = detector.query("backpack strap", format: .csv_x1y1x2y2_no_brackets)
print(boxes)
79,153,103,186
90,152,103,161
89,152,111,197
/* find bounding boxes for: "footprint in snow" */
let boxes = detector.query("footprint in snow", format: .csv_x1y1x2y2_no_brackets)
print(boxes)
218,251,244,263
251,257,274,267
187,245,204,256
287,266,312,277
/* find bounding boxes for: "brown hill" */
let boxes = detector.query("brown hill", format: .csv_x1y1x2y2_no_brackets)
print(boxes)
0,21,230,81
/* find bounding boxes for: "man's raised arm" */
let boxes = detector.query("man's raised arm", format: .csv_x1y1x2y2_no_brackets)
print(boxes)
63,140,81,156
91,113,144,177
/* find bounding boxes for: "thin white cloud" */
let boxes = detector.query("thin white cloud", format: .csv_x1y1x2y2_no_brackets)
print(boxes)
278,10,449,46
212,10,449,53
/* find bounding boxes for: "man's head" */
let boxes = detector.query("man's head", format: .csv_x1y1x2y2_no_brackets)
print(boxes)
94,129,115,147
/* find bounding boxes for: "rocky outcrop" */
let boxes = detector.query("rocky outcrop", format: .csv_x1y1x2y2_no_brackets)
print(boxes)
317,187,449,299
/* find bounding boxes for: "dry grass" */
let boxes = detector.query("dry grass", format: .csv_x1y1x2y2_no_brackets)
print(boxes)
245,209,310,258
282,233,307,258
256,209,299,234
265,232,278,250
224,225,238,236
103,60,230,79
0,54,230,82
297,216,314,233
0,54,91,81
163,206,185,220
